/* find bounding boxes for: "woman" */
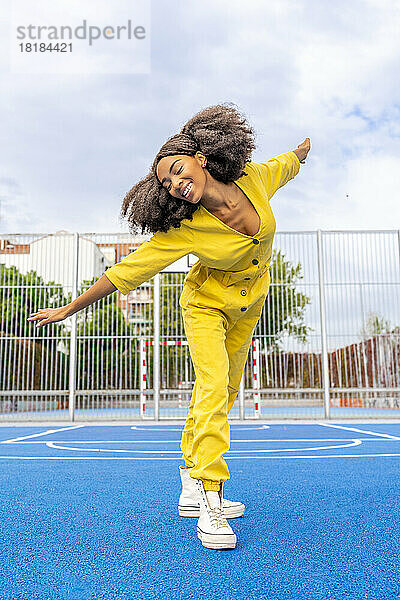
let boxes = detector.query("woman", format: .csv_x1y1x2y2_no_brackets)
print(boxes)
27,103,310,551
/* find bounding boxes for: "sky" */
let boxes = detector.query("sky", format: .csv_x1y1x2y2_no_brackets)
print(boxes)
0,0,399,236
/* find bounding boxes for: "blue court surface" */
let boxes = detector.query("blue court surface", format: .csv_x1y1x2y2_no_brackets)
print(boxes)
1,422,400,600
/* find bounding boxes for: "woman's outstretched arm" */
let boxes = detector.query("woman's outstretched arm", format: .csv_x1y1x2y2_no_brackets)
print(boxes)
27,223,193,328
27,273,118,328
250,137,311,200
103,225,193,296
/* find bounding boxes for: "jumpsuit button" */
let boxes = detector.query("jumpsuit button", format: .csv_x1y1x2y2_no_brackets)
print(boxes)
240,307,247,312
252,259,259,265
240,290,247,296
244,277,250,280
252,239,259,244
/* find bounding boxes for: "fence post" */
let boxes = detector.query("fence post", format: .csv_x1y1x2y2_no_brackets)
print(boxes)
68,232,79,422
153,273,160,421
139,338,146,417
239,372,245,420
252,339,261,418
317,230,330,419
398,229,400,283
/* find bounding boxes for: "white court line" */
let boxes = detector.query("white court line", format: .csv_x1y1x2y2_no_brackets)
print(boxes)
7,437,397,444
46,441,180,454
226,453,400,460
45,440,362,454
130,427,184,431
319,422,400,440
2,453,400,460
1,425,85,444
130,425,270,431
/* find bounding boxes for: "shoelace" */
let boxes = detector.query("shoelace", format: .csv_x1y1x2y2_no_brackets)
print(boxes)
208,506,228,530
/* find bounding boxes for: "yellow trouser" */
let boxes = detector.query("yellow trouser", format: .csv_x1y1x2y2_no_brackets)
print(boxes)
179,266,269,491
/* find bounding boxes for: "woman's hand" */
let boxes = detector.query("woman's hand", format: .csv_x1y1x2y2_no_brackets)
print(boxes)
293,137,311,164
27,306,70,328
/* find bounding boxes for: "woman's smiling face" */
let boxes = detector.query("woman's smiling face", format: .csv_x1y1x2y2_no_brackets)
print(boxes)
156,152,207,204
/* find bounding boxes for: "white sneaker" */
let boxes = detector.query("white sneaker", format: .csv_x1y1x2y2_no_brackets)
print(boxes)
178,466,245,518
194,479,237,550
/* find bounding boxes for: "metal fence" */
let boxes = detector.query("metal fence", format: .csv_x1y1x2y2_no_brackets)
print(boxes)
1,230,399,421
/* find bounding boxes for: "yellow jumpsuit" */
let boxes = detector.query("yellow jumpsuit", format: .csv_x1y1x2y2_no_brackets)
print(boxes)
104,150,301,491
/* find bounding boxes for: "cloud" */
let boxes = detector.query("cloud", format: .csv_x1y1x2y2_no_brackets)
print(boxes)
0,0,399,234
0,176,41,232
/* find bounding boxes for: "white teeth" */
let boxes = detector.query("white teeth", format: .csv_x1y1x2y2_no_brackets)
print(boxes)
182,182,192,197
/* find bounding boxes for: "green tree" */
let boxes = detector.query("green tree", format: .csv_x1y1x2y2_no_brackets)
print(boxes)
0,265,69,409
256,248,313,351
0,266,137,402
155,253,313,387
158,253,312,350
0,264,68,338
64,275,142,397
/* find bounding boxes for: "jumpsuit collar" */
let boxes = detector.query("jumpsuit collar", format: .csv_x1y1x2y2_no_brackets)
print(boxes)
199,180,262,240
